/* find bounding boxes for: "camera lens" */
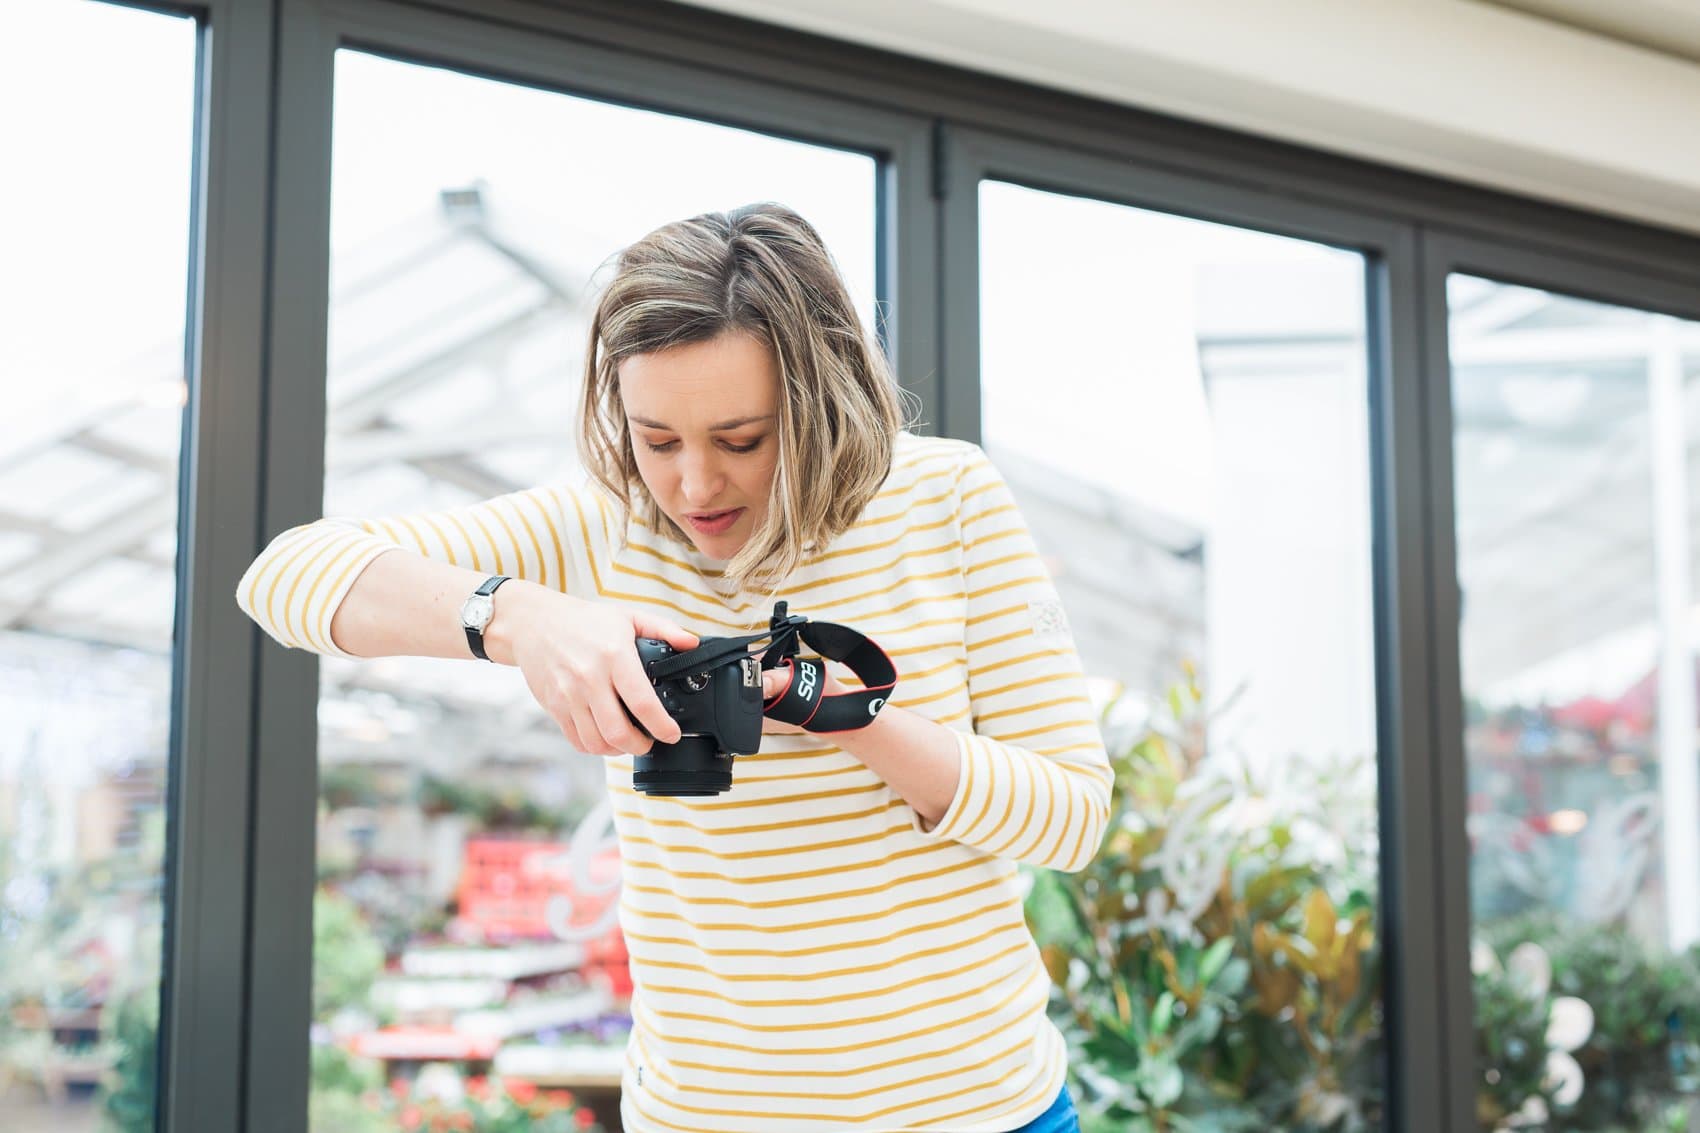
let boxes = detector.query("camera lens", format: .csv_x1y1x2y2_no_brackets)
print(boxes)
633,735,734,797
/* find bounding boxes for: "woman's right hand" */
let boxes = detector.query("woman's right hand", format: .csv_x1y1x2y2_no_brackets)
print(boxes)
494,585,699,756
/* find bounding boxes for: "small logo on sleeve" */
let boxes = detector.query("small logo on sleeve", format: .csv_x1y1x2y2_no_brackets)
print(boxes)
1028,598,1072,643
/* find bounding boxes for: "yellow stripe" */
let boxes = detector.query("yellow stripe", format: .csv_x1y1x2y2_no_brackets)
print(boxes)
985,755,1039,858
521,488,568,593
726,761,875,787
495,494,548,588
967,574,1049,602
260,527,342,640
962,737,1004,843
629,962,1041,1057
277,532,349,648
969,648,1076,681
639,1031,1033,1101
964,526,1023,554
977,694,1083,724
978,670,1078,700
1066,789,1101,870
625,874,1008,937
630,919,1025,985
622,894,1020,959
298,542,379,654
662,994,1047,1078
300,543,380,654
994,718,1097,743
918,1059,1058,1132
610,799,902,837
645,940,1030,1009
609,782,883,813
961,502,1016,529
962,550,1028,577
471,507,510,577
619,821,912,862
1019,764,1070,866
571,492,608,596
965,602,1026,629
242,521,306,617
442,512,484,573
620,854,985,911
416,513,457,560
365,513,425,554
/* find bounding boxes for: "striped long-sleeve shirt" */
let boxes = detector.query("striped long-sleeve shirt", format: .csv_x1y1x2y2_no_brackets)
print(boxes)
236,431,1111,1133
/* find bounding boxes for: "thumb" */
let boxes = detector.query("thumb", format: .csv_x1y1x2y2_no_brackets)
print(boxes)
632,613,698,652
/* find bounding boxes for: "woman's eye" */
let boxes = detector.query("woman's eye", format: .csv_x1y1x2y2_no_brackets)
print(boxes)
640,437,763,454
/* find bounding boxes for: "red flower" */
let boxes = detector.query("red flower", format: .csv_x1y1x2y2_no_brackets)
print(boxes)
504,1078,538,1104
399,1105,423,1130
465,1076,490,1101
576,1108,597,1129
546,1089,575,1108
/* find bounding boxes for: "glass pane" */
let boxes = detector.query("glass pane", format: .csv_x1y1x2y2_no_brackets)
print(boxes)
982,182,1384,1128
310,51,876,1132
0,4,196,1132
1451,275,1700,1130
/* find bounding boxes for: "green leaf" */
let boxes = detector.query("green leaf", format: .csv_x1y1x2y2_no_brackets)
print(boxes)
1200,937,1235,986
1152,990,1176,1036
1137,1057,1185,1108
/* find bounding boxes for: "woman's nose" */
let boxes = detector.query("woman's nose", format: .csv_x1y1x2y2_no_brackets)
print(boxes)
679,450,725,506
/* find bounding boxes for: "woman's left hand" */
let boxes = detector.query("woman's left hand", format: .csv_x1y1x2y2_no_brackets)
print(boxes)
761,662,850,734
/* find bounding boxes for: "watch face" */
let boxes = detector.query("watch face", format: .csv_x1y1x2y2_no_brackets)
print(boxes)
461,593,495,631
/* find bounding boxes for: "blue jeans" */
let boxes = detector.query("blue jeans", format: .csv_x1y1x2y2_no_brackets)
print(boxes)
1005,1084,1080,1133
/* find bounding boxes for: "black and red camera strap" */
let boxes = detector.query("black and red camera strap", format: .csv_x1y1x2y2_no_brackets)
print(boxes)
642,602,897,734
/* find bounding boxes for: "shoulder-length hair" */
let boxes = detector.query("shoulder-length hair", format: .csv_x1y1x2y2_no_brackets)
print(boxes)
578,202,910,595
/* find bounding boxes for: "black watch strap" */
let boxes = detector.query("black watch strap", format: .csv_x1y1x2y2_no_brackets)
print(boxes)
463,575,511,661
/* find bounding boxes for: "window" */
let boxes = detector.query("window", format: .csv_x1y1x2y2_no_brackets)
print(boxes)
309,51,878,1131
0,4,197,1131
983,181,1384,1128
1451,274,1700,1129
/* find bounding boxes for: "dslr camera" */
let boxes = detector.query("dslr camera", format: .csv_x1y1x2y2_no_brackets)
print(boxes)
627,602,895,797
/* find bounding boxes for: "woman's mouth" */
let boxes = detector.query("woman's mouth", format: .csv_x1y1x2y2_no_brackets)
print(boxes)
685,508,744,535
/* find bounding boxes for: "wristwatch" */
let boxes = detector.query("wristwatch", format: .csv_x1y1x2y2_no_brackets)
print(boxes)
459,575,512,661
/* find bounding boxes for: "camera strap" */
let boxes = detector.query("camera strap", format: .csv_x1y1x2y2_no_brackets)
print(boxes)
642,602,897,734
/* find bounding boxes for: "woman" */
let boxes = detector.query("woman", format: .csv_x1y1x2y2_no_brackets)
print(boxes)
237,202,1107,1133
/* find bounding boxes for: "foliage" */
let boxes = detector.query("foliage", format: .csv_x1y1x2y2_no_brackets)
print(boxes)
101,992,158,1133
1026,664,1381,1132
1481,914,1700,1131
1031,667,1700,1132
314,887,387,1020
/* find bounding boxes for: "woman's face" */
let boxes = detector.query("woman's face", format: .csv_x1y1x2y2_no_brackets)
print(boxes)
619,330,782,561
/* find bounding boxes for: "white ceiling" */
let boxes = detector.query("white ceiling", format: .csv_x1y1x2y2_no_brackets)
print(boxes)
1492,0,1700,63
678,0,1700,236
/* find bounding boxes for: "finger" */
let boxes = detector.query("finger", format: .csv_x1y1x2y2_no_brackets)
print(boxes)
588,684,652,755
613,654,681,745
761,669,787,700
632,613,698,652
569,703,615,757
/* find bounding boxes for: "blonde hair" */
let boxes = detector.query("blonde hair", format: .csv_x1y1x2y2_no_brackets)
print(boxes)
579,202,911,599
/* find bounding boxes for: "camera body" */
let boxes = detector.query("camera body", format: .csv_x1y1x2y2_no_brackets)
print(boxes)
631,636,765,797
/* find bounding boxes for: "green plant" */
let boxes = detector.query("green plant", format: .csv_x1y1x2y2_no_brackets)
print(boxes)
1026,665,1382,1132
1480,914,1700,1131
101,992,159,1133
314,888,386,1020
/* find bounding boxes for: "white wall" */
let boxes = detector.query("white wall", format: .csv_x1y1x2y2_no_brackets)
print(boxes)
680,0,1700,236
